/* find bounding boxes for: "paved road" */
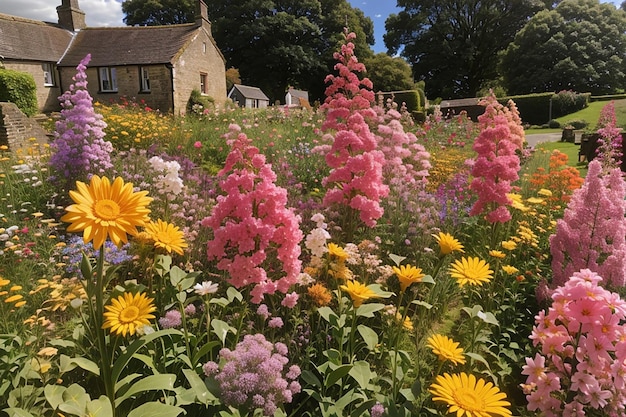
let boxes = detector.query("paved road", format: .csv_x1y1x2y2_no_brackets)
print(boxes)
525,132,563,147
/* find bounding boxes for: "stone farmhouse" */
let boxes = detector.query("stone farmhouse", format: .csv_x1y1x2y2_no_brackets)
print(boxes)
0,0,227,114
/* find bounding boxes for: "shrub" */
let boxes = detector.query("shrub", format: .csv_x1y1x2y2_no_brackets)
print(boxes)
0,69,38,116
565,119,588,130
550,90,589,118
548,119,560,128
186,89,214,115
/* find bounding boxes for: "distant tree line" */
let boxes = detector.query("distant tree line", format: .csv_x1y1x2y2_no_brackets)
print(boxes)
122,0,626,101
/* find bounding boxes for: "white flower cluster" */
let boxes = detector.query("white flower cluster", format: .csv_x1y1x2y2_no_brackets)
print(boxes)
12,163,43,187
305,213,330,258
148,156,184,200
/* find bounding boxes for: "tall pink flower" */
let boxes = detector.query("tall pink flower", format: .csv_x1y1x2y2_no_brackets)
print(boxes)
314,31,388,230
201,124,303,303
469,93,521,223
550,160,626,288
596,101,623,170
523,269,626,416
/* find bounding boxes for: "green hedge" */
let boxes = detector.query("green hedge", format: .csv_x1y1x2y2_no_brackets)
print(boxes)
376,89,424,114
0,69,38,117
497,93,553,125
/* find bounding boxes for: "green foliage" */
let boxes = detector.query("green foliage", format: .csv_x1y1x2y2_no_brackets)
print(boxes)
496,92,553,125
121,0,196,26
377,90,423,114
501,1,626,95
363,53,416,93
385,0,545,98
186,89,214,115
550,91,590,118
565,119,588,130
0,69,38,117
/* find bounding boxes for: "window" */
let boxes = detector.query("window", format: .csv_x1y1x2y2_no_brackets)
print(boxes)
202,42,207,53
43,63,55,86
99,67,118,92
200,73,207,94
140,67,150,92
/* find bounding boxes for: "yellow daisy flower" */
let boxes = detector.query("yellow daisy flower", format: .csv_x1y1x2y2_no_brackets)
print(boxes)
429,373,512,417
432,232,465,255
144,219,188,256
426,334,466,365
61,176,152,250
339,280,379,308
538,188,552,197
488,250,506,259
392,264,425,292
102,292,156,337
501,240,517,251
449,257,493,287
327,243,349,262
396,312,414,331
501,265,519,275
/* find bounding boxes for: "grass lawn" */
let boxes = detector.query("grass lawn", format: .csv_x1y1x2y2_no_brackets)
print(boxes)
525,99,626,135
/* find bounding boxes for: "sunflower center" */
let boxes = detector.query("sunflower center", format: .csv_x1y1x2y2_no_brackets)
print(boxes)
119,306,140,323
453,388,485,412
94,199,121,221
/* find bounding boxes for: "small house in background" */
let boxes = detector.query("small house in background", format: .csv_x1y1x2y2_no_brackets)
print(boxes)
228,84,270,108
438,97,484,120
285,88,310,108
0,0,227,114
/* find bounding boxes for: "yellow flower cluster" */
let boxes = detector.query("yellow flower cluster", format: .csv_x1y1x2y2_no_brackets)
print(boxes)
0,277,26,308
30,276,87,312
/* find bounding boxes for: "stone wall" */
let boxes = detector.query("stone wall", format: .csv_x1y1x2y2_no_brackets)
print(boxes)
0,102,50,150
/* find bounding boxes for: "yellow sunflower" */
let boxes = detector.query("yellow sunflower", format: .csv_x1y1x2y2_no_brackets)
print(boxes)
392,264,425,292
426,334,466,365
144,219,188,255
449,257,493,287
102,292,156,337
429,372,512,417
339,280,379,308
432,232,465,255
61,176,152,250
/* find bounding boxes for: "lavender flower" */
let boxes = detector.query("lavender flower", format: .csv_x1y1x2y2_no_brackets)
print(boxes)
58,235,132,278
205,333,301,416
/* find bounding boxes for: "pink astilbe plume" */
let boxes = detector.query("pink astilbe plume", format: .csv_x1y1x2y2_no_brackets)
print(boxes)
201,124,303,303
314,31,388,229
523,269,626,416
550,160,626,288
49,54,113,193
595,101,623,171
469,93,521,223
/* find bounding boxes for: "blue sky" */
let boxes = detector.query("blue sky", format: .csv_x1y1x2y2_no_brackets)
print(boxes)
0,0,622,55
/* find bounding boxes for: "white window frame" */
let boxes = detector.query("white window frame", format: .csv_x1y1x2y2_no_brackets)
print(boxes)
99,67,118,92
140,67,150,92
43,63,55,86
200,73,207,94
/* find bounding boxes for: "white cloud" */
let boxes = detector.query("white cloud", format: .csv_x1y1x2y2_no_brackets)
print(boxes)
374,14,382,18
0,0,124,27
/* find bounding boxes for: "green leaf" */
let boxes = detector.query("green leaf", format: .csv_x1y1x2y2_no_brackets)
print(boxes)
182,369,217,405
69,357,100,376
356,324,378,351
59,384,88,416
44,384,66,410
176,291,187,303
300,369,322,388
3,408,35,417
127,402,184,417
226,287,243,302
114,373,142,393
421,275,435,284
169,266,187,287
389,253,406,266
115,374,177,407
191,340,220,365
316,306,336,323
211,319,235,345
367,284,394,298
87,396,113,417
465,352,491,369
476,310,499,326
411,300,433,309
348,361,372,389
325,364,352,388
356,303,385,318
154,255,172,276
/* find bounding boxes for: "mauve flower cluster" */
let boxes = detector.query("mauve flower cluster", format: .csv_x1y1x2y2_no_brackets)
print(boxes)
314,31,388,228
469,93,521,223
596,101,623,170
202,124,303,303
523,269,626,416
435,170,473,226
58,234,132,278
203,333,301,416
49,54,113,192
550,160,626,288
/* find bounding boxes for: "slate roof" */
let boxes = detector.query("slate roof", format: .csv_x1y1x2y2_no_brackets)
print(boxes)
287,88,308,101
0,13,73,62
231,84,269,101
58,24,200,67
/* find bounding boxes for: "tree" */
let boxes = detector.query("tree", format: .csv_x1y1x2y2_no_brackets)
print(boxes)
121,0,195,26
362,53,416,93
501,0,626,95
384,0,547,99
225,68,241,92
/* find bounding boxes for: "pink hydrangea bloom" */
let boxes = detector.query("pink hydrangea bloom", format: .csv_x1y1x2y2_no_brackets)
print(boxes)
550,160,626,288
523,269,626,416
202,125,303,303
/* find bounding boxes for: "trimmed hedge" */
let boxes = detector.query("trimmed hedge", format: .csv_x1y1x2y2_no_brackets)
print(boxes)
376,89,424,114
496,91,590,125
0,69,38,117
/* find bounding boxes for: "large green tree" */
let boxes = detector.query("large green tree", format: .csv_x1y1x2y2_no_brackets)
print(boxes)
362,53,416,93
384,0,547,99
122,0,195,26
501,0,626,95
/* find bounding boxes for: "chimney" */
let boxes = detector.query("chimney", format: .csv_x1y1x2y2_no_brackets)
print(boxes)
57,0,86,32
195,0,210,29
